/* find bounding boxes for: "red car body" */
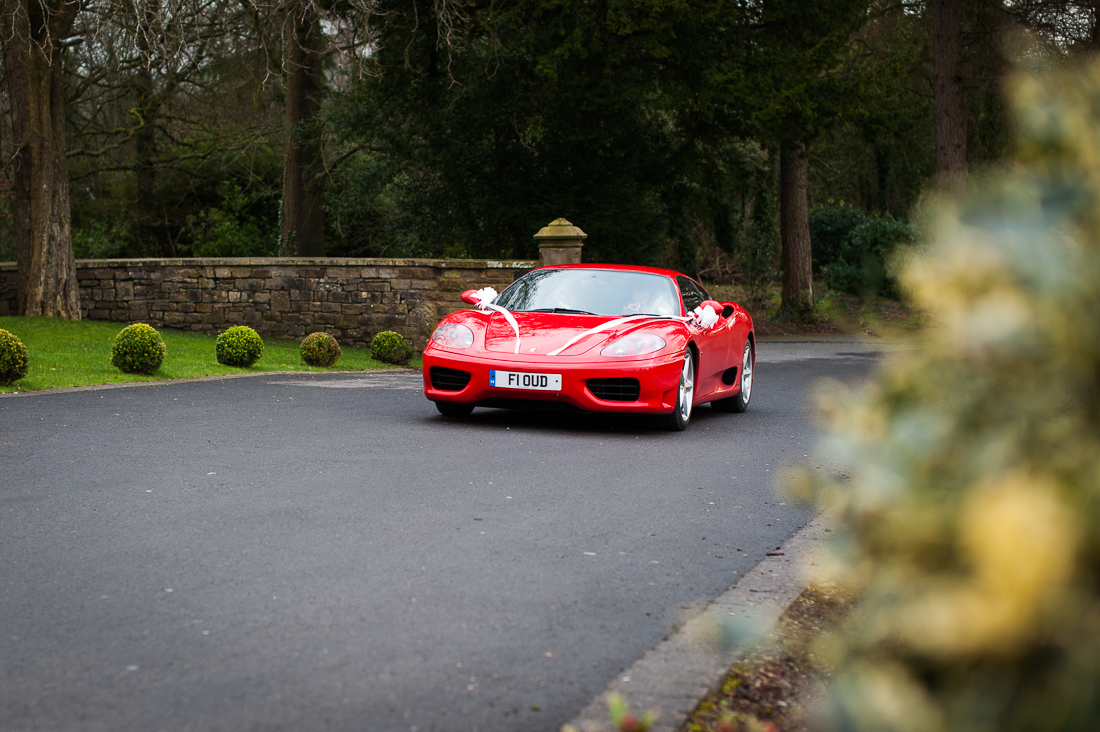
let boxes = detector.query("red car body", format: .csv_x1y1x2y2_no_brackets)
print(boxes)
421,264,755,429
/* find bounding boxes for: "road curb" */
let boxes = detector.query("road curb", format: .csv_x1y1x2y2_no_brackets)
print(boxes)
563,510,836,732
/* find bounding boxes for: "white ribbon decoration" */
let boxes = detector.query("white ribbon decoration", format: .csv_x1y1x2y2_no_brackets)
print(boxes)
471,287,721,359
546,314,650,356
690,304,720,329
473,287,522,354
546,304,720,357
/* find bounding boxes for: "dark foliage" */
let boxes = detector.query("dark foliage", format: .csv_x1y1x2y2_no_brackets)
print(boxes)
328,0,759,266
809,203,914,297
808,203,867,273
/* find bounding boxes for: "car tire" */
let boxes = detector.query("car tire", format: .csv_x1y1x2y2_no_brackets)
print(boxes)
435,401,474,417
664,351,695,431
712,338,754,413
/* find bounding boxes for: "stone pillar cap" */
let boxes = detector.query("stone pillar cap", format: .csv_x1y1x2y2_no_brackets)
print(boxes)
533,218,587,241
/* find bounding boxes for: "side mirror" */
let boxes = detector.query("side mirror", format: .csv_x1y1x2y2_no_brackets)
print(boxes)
700,300,728,318
460,289,480,305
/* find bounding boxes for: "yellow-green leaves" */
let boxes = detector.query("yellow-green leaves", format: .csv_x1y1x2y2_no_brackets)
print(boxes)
802,58,1100,732
0,328,30,385
110,323,166,375
216,326,264,368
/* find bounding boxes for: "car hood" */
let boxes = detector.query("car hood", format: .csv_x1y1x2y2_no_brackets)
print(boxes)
483,311,675,355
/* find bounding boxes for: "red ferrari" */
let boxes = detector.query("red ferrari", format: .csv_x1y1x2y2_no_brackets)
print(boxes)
421,264,755,430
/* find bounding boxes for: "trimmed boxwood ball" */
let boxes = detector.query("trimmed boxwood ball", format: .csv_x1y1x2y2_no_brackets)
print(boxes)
300,332,341,367
110,323,167,375
216,325,264,367
0,328,30,385
370,330,413,365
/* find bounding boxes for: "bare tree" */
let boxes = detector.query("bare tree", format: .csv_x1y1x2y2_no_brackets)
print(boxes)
239,0,380,257
2,0,278,312
258,0,475,257
2,0,82,317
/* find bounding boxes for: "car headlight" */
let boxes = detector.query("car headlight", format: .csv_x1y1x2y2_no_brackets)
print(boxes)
431,323,474,349
601,332,666,357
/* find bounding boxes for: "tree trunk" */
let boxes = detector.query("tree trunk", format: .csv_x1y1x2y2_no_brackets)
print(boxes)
780,140,813,315
933,0,967,193
134,0,160,256
281,2,326,257
2,0,82,318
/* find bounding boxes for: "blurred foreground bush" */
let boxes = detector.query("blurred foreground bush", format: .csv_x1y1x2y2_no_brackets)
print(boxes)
801,60,1100,731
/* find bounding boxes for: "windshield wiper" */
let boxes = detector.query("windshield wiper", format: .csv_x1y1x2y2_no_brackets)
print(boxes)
528,307,597,315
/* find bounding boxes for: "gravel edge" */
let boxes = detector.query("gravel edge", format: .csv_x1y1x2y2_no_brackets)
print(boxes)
563,510,836,732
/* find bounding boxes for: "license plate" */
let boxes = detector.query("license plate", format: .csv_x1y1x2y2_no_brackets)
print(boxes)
490,370,562,391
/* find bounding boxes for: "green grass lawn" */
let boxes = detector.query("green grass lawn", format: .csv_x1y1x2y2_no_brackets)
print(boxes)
0,316,421,393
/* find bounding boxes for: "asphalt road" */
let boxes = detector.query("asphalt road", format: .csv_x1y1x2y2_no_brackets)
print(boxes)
0,337,883,732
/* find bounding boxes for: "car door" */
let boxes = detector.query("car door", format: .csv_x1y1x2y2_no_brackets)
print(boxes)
676,276,728,399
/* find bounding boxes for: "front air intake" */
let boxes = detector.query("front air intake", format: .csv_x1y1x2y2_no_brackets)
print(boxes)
430,367,472,391
587,377,641,402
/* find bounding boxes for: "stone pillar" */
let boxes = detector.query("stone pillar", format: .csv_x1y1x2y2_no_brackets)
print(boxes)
534,218,586,265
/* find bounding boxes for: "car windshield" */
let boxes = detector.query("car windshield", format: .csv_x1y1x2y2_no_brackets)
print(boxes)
494,269,681,317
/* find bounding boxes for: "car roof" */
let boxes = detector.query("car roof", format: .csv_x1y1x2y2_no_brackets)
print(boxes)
528,263,688,280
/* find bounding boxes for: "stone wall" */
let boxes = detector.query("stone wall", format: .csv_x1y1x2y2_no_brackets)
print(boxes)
0,258,536,348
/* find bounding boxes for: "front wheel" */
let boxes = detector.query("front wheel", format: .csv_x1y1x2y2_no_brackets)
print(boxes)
435,401,474,417
664,352,695,431
712,338,754,413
